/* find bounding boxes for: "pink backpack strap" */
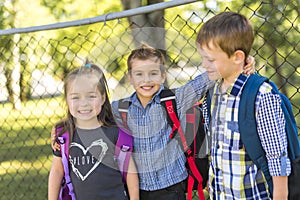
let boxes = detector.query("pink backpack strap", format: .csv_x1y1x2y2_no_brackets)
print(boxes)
56,127,76,200
115,128,133,182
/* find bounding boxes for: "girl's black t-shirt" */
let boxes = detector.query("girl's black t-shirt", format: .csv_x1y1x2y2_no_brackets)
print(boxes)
68,126,128,200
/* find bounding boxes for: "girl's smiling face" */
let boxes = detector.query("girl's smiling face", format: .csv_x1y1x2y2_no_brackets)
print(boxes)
66,74,105,128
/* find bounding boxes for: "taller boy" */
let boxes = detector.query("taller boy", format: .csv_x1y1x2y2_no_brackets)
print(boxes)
196,12,290,199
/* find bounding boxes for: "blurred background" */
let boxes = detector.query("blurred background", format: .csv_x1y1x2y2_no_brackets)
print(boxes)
0,0,299,199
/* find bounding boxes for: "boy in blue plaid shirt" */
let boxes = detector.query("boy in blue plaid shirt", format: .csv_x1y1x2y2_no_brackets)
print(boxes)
196,12,290,199
110,43,255,200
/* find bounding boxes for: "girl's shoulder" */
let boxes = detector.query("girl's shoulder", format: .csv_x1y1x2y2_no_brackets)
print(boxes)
102,125,120,143
103,124,119,131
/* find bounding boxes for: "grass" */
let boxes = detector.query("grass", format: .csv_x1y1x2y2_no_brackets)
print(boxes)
0,95,210,200
0,96,65,200
0,95,298,200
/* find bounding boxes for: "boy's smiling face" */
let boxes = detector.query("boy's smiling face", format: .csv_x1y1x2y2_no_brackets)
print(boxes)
129,58,166,106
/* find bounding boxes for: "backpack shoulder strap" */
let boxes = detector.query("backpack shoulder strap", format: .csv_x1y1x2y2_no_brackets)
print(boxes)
238,73,273,193
159,88,205,200
115,128,133,182
159,88,185,144
118,99,131,129
56,127,76,200
160,88,178,138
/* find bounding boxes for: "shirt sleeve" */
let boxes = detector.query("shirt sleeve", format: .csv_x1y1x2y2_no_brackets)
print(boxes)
256,83,291,176
175,72,215,119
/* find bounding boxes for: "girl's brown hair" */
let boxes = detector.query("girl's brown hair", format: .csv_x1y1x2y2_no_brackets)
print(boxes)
55,62,116,139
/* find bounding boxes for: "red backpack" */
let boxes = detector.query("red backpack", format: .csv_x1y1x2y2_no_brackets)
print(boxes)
118,88,209,200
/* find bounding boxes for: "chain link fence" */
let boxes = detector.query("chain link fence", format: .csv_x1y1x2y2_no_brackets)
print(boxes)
0,0,299,199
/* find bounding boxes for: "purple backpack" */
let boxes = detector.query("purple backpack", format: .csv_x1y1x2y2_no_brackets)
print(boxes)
56,127,133,200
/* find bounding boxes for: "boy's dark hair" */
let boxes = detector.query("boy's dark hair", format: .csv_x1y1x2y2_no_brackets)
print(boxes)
196,11,254,59
57,62,116,137
127,42,166,74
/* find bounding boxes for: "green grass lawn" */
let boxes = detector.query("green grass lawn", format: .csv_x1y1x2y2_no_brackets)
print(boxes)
0,96,208,200
1,95,298,199
0,95,211,200
0,96,65,200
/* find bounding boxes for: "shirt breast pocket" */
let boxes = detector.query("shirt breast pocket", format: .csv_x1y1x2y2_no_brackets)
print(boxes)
225,121,243,149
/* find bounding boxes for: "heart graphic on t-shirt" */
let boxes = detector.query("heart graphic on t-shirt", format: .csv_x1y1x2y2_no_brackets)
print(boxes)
69,139,108,181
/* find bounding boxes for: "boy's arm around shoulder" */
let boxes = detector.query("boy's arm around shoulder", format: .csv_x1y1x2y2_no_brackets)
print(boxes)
189,71,215,99
126,156,139,200
48,155,64,200
179,55,254,103
175,72,214,117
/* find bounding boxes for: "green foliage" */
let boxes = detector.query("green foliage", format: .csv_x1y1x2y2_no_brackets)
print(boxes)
0,1,299,198
0,97,65,199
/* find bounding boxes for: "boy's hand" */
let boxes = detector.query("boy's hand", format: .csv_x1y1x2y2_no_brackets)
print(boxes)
52,141,60,152
51,127,60,151
243,56,256,75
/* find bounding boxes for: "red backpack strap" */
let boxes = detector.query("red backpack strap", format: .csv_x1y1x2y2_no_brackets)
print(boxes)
56,127,76,200
159,89,179,139
115,128,133,182
160,89,205,200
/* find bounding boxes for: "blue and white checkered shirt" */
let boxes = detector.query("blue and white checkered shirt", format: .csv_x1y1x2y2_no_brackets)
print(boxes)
202,74,291,199
112,72,214,191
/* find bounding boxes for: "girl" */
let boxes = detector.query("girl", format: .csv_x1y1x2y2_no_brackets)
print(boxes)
48,63,139,200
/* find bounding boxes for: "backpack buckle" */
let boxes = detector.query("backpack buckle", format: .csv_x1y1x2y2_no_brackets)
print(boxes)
57,137,65,144
185,149,193,157
121,145,130,152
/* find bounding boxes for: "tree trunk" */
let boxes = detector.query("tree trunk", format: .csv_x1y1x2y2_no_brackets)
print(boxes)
121,0,165,50
11,33,22,110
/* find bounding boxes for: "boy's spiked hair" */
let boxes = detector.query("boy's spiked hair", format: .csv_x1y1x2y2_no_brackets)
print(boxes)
127,42,166,74
196,11,254,59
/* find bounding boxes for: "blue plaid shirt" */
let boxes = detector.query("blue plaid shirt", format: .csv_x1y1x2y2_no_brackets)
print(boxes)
202,74,291,199
112,72,214,191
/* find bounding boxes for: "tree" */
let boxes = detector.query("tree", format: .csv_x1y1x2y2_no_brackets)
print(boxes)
0,0,22,109
121,0,166,50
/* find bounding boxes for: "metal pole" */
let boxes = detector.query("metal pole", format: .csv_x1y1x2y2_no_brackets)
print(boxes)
0,0,199,35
